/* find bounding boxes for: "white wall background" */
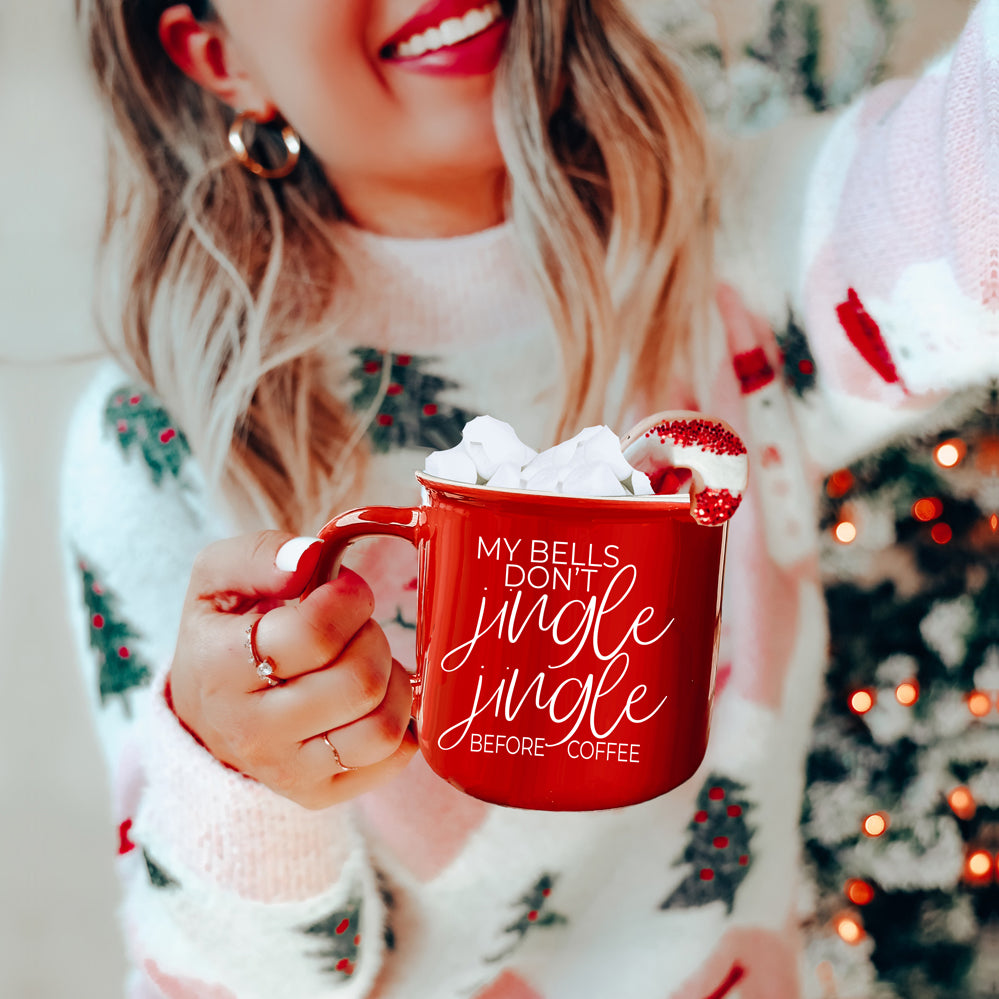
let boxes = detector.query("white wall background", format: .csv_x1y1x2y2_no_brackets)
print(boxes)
0,1,974,997
0,1,123,995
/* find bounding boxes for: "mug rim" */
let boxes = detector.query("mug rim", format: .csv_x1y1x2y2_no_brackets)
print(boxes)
416,471,691,508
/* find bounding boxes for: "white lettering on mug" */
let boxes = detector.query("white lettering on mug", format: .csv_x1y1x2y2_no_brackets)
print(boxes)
434,536,675,752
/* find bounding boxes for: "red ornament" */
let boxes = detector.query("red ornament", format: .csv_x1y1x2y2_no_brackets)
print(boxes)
377,414,394,427
159,428,176,444
700,868,715,881
709,787,726,801
92,614,105,629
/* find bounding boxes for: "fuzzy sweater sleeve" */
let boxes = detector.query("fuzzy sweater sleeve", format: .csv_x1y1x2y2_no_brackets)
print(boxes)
61,364,388,998
800,0,997,393
715,0,997,472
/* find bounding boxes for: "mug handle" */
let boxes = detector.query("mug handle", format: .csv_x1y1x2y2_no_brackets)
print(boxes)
302,505,422,598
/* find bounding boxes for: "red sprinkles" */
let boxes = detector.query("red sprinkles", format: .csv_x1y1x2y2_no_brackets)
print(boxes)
648,419,747,458
693,488,742,527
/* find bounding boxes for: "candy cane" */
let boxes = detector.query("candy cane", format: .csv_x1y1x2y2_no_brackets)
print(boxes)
621,412,749,527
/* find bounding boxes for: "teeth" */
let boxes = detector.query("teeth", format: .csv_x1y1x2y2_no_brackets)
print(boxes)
394,2,503,59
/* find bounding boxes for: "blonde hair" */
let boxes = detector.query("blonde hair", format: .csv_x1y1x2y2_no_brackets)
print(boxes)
81,0,716,532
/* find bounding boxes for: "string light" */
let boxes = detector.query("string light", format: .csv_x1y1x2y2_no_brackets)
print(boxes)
849,690,875,715
834,520,858,544
895,681,919,706
965,850,994,883
934,439,966,468
863,813,888,837
991,514,998,533
912,497,943,522
968,691,992,718
947,786,977,821
826,469,855,498
834,913,866,945
845,879,875,906
931,523,953,545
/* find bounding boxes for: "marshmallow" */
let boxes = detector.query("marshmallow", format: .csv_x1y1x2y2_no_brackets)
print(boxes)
425,444,478,484
461,416,537,475
629,470,655,496
486,462,522,490
426,418,661,500
561,463,630,498
523,466,562,494
581,426,639,481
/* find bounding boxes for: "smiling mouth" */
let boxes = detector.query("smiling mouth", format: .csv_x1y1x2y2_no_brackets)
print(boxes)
382,2,505,60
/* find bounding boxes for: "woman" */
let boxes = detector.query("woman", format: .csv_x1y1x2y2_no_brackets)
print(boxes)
67,0,997,995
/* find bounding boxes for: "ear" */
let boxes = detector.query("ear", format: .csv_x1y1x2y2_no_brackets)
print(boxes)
158,5,277,121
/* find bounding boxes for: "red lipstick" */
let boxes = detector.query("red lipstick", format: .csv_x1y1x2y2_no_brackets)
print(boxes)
380,0,510,77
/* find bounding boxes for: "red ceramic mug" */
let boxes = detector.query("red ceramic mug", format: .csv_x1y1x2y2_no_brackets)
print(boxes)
307,412,748,811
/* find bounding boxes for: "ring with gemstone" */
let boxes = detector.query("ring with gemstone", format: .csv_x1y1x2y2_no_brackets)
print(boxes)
322,731,356,772
245,617,282,687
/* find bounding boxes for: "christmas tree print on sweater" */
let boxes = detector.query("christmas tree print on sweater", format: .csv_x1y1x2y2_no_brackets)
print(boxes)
105,384,191,486
302,893,367,980
776,308,818,399
661,775,755,915
79,557,151,716
487,873,568,962
143,849,180,891
350,348,479,454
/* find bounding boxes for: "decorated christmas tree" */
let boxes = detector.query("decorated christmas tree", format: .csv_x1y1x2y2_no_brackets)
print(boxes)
661,775,755,915
105,384,191,485
302,895,365,980
350,348,478,454
801,386,998,998
488,873,567,962
79,558,152,716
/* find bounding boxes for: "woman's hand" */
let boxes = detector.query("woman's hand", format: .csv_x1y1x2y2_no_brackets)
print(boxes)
169,531,418,809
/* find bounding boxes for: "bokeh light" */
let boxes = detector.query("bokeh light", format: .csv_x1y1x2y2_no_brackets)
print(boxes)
965,850,993,881
835,521,858,544
845,879,875,906
968,692,992,718
863,813,888,838
948,787,977,821
912,497,943,521
934,440,966,468
849,690,875,715
835,914,865,945
931,523,953,545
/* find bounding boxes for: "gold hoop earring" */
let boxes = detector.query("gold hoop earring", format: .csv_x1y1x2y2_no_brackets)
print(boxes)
228,111,302,180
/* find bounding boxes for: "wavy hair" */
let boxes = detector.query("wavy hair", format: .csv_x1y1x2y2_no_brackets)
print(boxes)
79,0,716,531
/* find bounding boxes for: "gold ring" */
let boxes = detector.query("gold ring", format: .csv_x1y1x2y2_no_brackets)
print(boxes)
322,732,356,772
245,617,283,687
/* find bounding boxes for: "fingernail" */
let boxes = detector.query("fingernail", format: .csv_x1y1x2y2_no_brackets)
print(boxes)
275,536,323,572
